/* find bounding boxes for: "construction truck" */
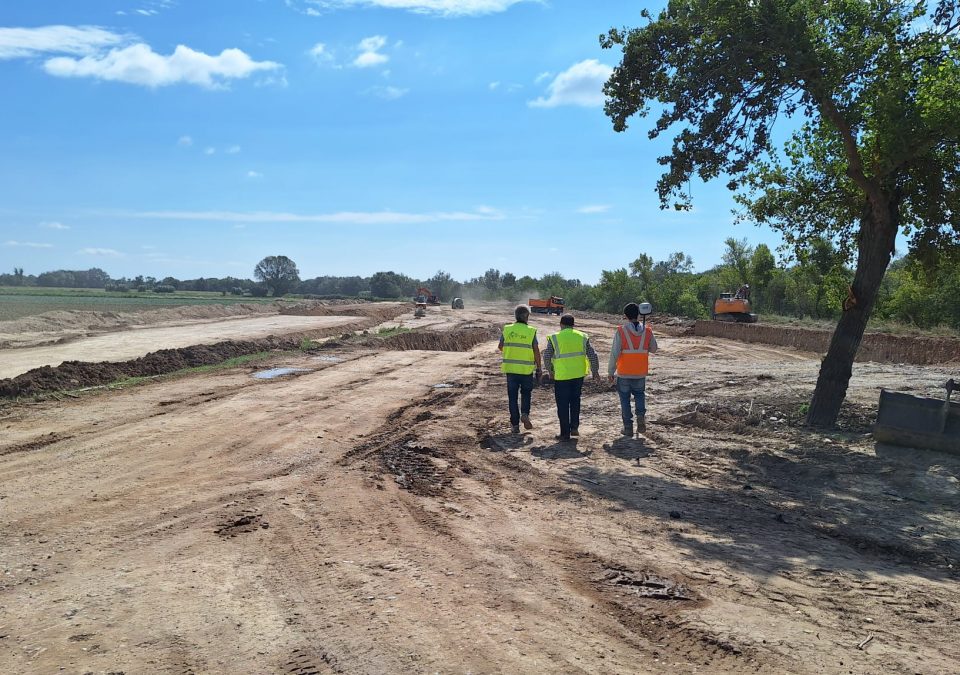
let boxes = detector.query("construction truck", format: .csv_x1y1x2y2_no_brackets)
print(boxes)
712,285,758,323
529,296,564,315
415,287,440,305
451,297,464,309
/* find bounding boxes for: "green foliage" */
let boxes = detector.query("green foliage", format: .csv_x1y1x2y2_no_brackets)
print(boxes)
153,285,176,294
594,268,643,314
254,255,300,297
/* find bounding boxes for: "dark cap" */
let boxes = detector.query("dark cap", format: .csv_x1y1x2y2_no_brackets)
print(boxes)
560,313,575,327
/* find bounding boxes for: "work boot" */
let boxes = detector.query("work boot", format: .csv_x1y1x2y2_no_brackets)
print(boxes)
520,414,533,430
637,416,647,433
622,422,633,437
570,428,579,437
511,424,521,434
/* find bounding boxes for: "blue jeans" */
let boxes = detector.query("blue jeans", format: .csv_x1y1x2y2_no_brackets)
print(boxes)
506,373,534,425
553,377,584,437
617,377,646,424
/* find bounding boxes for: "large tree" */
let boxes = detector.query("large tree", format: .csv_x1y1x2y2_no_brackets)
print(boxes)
254,255,300,297
602,0,960,426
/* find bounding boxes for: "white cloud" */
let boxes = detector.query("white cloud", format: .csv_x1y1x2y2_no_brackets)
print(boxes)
226,145,241,154
135,9,159,16
302,0,535,17
528,59,612,108
126,207,505,224
246,170,263,178
5,240,53,248
353,35,388,68
204,147,216,155
534,71,551,84
577,204,611,214
308,42,333,63
44,43,282,89
488,81,500,90
366,85,408,100
78,247,123,256
40,221,70,230
177,135,193,147
0,25,128,59
306,7,321,15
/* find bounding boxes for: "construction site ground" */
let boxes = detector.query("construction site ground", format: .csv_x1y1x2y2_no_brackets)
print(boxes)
1,302,958,674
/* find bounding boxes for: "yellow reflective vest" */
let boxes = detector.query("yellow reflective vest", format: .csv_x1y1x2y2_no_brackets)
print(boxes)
501,322,537,375
549,328,589,381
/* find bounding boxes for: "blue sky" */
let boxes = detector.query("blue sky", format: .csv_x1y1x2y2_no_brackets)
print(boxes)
0,0,783,283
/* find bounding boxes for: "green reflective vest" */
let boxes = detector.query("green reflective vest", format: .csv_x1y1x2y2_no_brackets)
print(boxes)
501,322,537,375
549,328,589,381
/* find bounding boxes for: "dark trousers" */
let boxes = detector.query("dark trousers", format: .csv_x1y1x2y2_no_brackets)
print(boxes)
506,373,534,425
553,377,584,437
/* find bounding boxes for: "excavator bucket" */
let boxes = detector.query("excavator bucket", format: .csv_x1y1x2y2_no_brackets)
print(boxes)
874,380,960,455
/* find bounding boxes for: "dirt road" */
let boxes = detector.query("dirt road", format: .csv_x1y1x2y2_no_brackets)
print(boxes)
0,315,363,380
1,304,957,673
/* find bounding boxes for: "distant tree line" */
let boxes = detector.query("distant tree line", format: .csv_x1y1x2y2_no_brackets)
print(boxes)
4,242,958,330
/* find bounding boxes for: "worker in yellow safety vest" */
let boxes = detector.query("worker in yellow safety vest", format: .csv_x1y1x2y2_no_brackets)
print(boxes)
543,314,599,441
607,302,658,436
498,304,542,434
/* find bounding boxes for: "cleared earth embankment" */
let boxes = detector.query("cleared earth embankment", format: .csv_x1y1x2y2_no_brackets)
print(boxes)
694,320,960,365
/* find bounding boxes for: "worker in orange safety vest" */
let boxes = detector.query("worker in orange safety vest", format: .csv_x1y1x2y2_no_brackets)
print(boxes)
607,302,657,436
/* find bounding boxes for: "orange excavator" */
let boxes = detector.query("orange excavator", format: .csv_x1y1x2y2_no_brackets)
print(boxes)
713,284,758,323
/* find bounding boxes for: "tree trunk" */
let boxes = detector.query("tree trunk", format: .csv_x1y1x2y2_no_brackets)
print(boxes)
806,203,899,428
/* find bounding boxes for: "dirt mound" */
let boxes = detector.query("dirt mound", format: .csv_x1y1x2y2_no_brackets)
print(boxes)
314,326,499,353
694,320,960,365
375,326,498,352
0,305,410,398
0,303,279,349
664,393,874,434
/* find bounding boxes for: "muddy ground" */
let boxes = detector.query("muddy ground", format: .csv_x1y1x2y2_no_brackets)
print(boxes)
1,303,958,674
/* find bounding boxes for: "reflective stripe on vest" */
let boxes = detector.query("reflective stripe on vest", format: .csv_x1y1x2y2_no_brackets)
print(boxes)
615,324,652,377
550,328,588,381
501,322,537,375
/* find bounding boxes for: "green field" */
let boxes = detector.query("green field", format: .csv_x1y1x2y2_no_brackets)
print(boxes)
0,287,275,323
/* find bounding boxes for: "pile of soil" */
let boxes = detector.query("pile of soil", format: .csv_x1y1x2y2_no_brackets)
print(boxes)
0,303,279,349
694,320,960,365
0,306,410,398
314,326,499,353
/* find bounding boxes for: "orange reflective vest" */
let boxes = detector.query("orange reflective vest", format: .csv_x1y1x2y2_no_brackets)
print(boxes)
616,324,653,377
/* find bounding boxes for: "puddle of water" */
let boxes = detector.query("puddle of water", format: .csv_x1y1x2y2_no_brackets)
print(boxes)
313,355,342,363
252,367,312,380
432,383,455,389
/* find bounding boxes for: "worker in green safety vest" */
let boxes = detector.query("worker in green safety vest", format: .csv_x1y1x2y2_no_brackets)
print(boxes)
543,314,600,441
498,304,542,434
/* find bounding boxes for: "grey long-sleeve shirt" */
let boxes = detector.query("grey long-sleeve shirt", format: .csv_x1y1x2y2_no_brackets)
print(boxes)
542,329,600,377
608,321,658,378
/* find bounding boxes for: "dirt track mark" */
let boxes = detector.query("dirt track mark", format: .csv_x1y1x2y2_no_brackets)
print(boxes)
566,552,773,671
0,432,72,457
215,509,267,537
284,647,342,674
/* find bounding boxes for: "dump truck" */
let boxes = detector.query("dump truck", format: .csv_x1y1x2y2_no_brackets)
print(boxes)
713,285,758,323
529,296,564,315
415,287,440,305
874,379,959,455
